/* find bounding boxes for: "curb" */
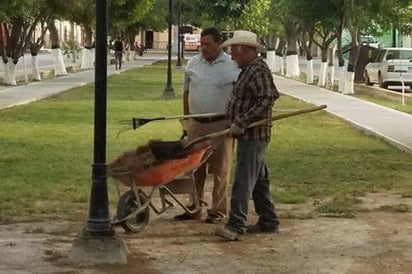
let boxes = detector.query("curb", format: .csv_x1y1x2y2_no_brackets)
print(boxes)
0,64,80,86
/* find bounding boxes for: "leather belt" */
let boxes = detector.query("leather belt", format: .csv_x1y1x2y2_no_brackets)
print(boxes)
193,116,225,123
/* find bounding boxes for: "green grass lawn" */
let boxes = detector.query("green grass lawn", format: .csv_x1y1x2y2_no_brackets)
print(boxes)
352,93,412,115
1,61,411,221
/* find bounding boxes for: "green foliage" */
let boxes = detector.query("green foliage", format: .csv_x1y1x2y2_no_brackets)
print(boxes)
63,0,95,29
137,0,168,32
236,0,271,34
109,0,154,33
193,0,251,28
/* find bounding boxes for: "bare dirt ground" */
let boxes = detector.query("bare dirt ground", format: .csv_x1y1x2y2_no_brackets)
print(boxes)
1,192,412,274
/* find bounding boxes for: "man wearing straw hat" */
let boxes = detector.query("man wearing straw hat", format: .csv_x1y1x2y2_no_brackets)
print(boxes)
173,27,240,224
215,30,280,241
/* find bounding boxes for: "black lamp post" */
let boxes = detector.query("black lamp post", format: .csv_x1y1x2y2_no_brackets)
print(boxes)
176,0,182,67
85,0,113,236
69,0,126,264
162,0,175,99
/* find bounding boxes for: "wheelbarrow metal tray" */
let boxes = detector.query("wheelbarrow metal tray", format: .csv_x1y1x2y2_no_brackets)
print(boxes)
109,146,210,187
135,147,208,186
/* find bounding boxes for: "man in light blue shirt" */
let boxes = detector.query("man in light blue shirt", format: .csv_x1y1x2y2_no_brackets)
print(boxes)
174,27,240,223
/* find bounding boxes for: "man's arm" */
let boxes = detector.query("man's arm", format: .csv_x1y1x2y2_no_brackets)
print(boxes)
183,89,189,115
183,72,190,115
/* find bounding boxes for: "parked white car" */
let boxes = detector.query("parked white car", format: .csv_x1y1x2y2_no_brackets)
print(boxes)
183,34,201,51
364,47,412,89
361,36,380,49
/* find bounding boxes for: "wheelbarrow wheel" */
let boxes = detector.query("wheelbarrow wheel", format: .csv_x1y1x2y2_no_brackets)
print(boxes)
117,190,150,233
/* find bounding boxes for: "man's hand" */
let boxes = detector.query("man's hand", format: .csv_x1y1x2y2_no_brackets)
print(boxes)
180,130,188,140
229,123,245,136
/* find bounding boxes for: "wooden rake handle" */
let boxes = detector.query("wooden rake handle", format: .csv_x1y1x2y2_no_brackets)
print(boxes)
183,104,327,149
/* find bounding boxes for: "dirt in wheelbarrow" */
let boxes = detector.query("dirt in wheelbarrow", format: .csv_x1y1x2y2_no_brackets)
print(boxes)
1,192,412,274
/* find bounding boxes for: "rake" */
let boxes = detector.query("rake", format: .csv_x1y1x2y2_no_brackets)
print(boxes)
149,104,327,161
117,112,225,136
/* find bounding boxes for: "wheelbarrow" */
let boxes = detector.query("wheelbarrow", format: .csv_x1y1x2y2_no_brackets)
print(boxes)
108,104,327,233
108,140,213,233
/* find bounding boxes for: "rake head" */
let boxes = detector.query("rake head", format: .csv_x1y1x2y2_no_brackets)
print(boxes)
116,118,154,137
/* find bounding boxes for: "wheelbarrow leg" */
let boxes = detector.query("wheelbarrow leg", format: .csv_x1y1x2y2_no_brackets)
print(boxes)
158,173,208,215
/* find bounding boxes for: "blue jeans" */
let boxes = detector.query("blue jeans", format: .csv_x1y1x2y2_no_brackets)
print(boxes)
226,139,279,233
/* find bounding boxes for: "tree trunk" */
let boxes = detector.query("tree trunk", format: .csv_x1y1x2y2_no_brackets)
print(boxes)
7,59,17,86
31,55,41,81
274,39,286,75
265,34,276,71
338,66,346,92
81,26,94,69
326,46,337,89
48,20,67,76
318,47,328,86
300,30,314,84
344,28,360,94
285,21,300,77
335,16,345,92
285,21,300,78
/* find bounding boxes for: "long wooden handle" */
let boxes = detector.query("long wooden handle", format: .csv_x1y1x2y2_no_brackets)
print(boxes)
143,112,225,121
183,104,327,149
248,104,327,127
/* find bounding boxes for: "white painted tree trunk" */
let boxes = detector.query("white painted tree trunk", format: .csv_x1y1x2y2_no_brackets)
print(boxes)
306,59,314,84
22,55,28,83
280,57,285,75
81,48,94,69
266,50,275,72
7,62,17,86
31,55,41,81
52,48,68,76
2,61,9,84
130,51,136,61
338,66,346,92
343,71,355,94
274,55,282,73
286,54,300,77
318,62,328,86
326,66,335,89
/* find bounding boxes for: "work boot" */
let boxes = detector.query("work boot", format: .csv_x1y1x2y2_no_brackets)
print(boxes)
205,211,225,224
246,223,279,234
173,204,202,221
215,226,242,241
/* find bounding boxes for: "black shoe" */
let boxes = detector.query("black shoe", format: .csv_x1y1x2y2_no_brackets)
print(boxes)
174,204,201,221
205,213,224,224
174,212,196,221
246,223,279,234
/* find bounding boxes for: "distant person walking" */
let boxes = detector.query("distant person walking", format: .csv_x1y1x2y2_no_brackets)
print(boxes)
113,37,124,70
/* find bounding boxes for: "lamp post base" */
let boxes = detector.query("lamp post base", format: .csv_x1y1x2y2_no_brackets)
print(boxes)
162,86,175,99
69,229,128,264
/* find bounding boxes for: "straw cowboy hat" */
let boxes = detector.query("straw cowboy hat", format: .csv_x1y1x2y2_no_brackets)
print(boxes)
221,30,263,49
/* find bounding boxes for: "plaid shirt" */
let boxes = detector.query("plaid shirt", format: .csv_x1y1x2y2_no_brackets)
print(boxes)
226,57,279,141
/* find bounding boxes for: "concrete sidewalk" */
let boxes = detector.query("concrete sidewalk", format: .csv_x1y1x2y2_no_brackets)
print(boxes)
0,58,158,110
274,75,412,154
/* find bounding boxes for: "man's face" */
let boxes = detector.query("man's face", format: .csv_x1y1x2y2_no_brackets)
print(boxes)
200,34,221,62
229,45,243,68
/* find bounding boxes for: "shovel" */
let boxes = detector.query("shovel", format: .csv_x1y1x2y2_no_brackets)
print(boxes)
149,104,327,161
117,112,225,136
